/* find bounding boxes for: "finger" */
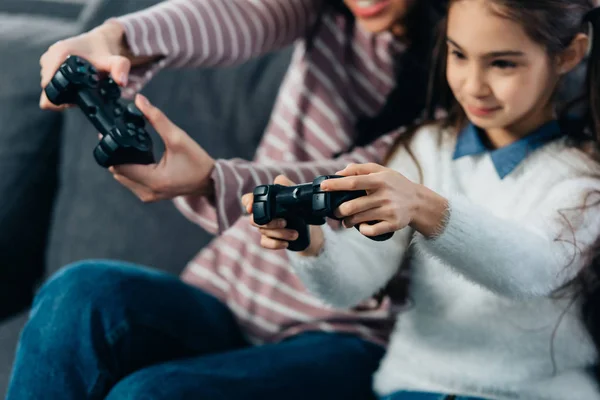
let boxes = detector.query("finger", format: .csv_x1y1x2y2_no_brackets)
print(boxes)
335,195,383,219
98,133,102,140
107,55,131,87
134,94,184,149
241,193,253,210
273,175,296,186
258,227,299,242
260,235,289,250
358,220,397,237
39,42,68,89
342,207,387,228
112,173,158,202
111,163,160,188
335,162,385,177
319,175,381,192
39,91,71,110
251,218,287,229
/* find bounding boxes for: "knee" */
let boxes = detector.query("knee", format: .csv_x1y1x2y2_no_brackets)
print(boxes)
27,260,144,330
105,368,216,400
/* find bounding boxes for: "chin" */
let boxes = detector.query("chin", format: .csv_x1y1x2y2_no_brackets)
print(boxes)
355,17,396,34
465,112,507,130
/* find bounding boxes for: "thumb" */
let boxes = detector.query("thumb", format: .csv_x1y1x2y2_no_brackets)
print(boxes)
274,175,296,186
110,164,158,187
241,193,254,214
134,94,182,148
107,55,131,87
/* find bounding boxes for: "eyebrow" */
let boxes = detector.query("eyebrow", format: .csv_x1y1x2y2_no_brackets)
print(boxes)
446,37,525,57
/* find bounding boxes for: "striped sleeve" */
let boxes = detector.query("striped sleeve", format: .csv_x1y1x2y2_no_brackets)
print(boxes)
109,0,322,93
173,129,402,235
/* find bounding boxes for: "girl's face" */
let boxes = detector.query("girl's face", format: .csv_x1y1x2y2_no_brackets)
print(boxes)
343,0,415,34
445,0,561,139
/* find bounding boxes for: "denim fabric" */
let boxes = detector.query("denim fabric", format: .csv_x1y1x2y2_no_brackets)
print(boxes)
6,260,384,400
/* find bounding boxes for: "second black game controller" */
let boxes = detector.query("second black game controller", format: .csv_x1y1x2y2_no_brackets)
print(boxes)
44,55,155,167
252,175,394,251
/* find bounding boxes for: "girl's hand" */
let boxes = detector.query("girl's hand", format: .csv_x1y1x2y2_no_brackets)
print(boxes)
109,94,216,202
242,175,325,257
321,163,448,238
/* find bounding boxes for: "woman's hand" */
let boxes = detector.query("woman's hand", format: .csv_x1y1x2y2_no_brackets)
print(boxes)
39,21,156,110
321,163,448,238
242,175,325,257
109,94,216,202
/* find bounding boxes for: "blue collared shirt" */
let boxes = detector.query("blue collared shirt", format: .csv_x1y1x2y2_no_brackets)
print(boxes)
452,121,564,179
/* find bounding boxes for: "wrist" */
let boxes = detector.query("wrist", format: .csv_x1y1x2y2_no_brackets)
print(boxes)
97,20,160,67
195,158,217,199
97,20,127,55
409,184,449,238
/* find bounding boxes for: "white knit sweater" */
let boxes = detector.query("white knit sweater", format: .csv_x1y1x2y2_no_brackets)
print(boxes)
288,123,600,399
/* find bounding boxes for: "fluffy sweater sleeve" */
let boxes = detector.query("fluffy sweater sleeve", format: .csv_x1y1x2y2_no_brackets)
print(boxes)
414,177,600,299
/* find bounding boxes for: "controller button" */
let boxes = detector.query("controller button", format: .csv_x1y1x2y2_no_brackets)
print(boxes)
127,129,137,137
254,186,268,196
137,134,146,142
126,122,136,130
126,103,144,118
89,74,99,84
74,57,86,66
114,107,123,116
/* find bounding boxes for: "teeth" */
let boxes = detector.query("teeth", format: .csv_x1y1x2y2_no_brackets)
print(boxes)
357,0,378,7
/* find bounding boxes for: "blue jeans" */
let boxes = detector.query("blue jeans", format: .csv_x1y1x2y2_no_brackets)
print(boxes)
6,260,385,400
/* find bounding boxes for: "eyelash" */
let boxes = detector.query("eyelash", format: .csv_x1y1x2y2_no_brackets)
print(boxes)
450,50,518,69
491,60,517,69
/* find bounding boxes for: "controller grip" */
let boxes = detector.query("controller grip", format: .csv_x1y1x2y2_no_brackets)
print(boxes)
285,216,311,252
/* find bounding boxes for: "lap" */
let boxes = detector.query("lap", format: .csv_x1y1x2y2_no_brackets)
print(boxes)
106,332,385,400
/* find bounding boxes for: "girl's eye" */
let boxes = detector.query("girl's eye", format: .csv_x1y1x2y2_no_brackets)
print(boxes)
450,50,466,60
492,59,517,69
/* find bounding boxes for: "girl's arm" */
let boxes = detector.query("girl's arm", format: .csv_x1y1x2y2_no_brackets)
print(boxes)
287,223,412,308
325,164,600,299
414,179,600,299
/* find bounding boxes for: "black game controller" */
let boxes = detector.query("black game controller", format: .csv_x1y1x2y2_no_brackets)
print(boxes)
44,55,155,167
252,175,394,251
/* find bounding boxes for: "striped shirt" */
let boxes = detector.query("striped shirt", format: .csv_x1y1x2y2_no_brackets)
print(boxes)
114,0,409,345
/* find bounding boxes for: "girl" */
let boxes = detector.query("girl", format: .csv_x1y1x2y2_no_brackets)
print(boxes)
10,1,443,400
254,0,600,399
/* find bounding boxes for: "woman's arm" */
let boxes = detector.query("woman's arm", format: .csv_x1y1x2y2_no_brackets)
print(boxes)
174,130,402,234
109,0,323,92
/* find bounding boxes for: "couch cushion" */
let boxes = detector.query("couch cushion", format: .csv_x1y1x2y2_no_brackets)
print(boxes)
0,7,87,320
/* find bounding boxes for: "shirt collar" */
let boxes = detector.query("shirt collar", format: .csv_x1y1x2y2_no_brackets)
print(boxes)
452,121,563,179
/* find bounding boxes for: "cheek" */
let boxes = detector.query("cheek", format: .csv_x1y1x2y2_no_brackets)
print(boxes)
445,62,463,97
492,68,550,108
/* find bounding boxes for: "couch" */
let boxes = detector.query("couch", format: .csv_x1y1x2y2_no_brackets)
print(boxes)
0,0,292,396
